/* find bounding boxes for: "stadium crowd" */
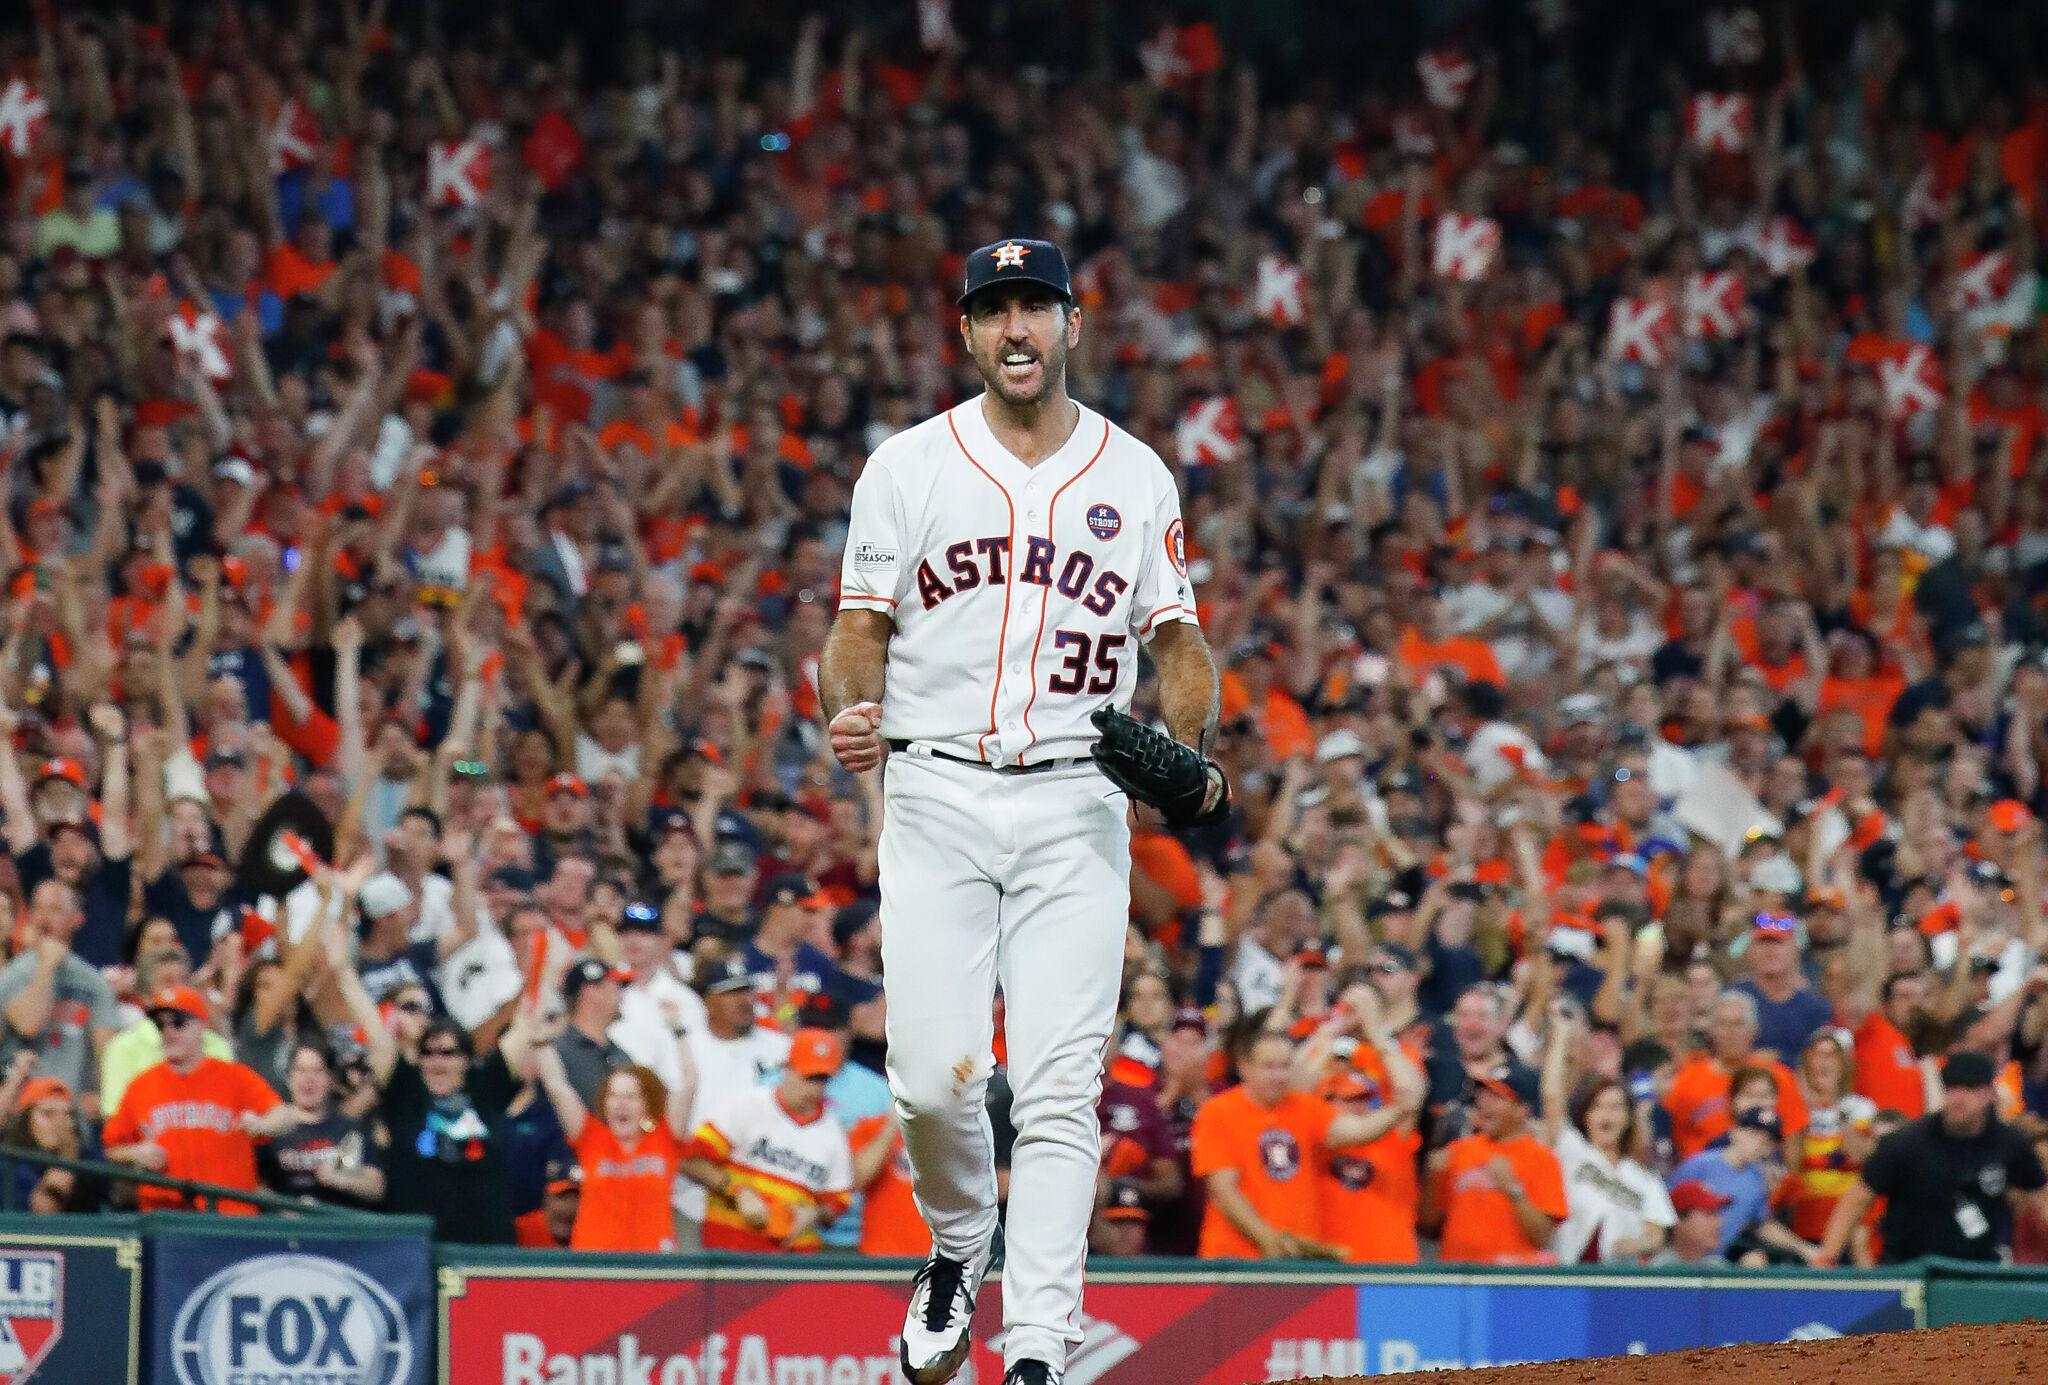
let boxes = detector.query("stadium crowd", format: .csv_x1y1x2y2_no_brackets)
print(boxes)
3,0,2048,1266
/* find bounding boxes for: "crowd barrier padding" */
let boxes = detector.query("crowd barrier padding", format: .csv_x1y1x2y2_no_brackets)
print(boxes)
21,1215,2048,1384
434,1251,1923,1384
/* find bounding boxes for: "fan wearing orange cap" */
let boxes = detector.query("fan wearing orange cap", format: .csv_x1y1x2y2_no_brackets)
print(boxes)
680,1026,854,1251
0,1052,100,1214
100,986,314,1213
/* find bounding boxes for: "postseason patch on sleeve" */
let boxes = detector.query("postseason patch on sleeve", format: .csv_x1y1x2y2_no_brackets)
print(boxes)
852,544,898,570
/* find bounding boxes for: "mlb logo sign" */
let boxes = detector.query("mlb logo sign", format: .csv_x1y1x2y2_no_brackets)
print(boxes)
0,1253,62,1385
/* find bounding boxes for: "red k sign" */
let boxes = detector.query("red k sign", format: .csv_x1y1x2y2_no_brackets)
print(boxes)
1432,214,1501,281
1608,292,1675,365
1755,216,1815,277
428,138,491,207
1683,272,1744,339
1952,251,2013,311
167,302,233,384
1391,111,1436,157
1417,51,1476,109
1138,22,1221,88
0,79,48,159
1878,343,1944,418
1254,255,1306,326
267,98,318,173
1686,93,1752,154
1177,396,1241,466
1705,7,1766,66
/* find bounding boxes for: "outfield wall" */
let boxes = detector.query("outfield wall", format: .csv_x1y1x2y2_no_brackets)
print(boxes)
2,1216,2044,1384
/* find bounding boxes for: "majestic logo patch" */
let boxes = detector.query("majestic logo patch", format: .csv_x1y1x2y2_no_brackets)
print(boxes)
0,1253,62,1385
852,543,897,570
1258,1128,1302,1181
1086,504,1121,541
992,241,1029,269
1165,519,1187,577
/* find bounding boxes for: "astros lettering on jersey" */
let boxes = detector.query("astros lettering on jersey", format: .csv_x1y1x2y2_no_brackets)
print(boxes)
690,1085,853,1251
840,395,1198,764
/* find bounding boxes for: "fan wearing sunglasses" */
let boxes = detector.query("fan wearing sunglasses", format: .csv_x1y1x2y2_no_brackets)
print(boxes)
101,984,314,1212
1730,910,1835,1064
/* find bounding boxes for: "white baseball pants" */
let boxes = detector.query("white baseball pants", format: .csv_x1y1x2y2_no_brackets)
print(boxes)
878,748,1129,1373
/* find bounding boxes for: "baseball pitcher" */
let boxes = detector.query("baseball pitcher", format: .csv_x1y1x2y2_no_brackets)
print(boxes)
819,238,1228,1385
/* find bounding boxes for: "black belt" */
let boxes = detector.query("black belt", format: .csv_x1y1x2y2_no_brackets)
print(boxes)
886,740,1088,775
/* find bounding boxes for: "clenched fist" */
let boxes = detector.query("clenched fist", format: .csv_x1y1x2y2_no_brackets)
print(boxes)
829,701,885,773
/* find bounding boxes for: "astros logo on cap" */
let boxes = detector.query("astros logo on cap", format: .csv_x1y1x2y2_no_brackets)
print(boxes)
992,241,1029,269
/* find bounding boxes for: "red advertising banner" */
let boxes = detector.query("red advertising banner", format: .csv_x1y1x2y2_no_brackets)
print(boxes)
441,1260,1918,1384
442,1268,1360,1385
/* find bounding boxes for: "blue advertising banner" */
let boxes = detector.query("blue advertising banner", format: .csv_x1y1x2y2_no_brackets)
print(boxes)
1330,1273,1920,1375
0,1215,142,1385
145,1213,432,1385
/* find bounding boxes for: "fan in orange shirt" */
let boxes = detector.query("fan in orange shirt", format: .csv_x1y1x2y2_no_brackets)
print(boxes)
1422,1066,1568,1264
1189,1031,1418,1258
1849,973,1934,1121
1397,608,1505,688
1815,634,1904,756
532,1035,698,1252
852,1111,932,1256
1317,1062,1424,1264
1728,598,1814,693
100,987,311,1213
1662,991,1810,1160
1294,983,1428,1263
1216,642,1315,762
514,1158,583,1248
265,220,337,302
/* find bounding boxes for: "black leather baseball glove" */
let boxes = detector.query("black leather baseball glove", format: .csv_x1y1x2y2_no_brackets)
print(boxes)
1089,707,1231,829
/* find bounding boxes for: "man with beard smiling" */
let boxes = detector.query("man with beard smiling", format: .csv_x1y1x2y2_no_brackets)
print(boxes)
820,239,1223,1385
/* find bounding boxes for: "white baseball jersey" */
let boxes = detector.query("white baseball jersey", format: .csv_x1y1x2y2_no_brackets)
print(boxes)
694,1083,854,1245
675,1023,791,1220
839,394,1198,767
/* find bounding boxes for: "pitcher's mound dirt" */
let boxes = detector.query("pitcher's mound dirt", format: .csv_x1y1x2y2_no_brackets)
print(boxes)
1320,1321,2048,1385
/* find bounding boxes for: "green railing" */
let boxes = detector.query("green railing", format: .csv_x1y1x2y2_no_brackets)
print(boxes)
0,1143,388,1219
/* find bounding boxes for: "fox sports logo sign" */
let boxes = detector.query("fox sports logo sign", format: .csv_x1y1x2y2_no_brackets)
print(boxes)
171,1252,412,1385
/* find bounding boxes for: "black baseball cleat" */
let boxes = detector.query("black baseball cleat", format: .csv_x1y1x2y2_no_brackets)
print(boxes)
899,1246,989,1385
1003,1361,1061,1385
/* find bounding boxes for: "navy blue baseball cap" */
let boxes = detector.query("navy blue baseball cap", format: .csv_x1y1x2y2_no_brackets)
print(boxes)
1475,1064,1542,1113
958,239,1073,308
